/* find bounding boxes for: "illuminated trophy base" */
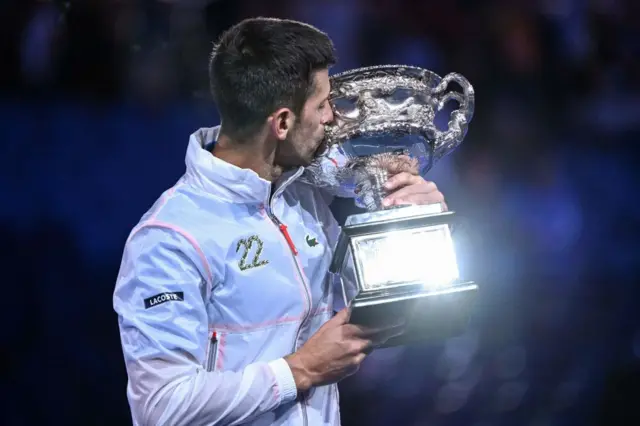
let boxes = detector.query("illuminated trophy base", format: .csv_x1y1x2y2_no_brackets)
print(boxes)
331,203,478,348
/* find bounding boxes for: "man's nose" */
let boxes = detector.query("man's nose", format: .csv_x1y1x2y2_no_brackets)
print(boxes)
323,106,334,125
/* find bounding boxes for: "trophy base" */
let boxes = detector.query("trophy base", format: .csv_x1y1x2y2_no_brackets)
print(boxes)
349,281,478,348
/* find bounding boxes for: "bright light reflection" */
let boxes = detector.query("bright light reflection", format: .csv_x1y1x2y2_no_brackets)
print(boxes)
353,225,459,290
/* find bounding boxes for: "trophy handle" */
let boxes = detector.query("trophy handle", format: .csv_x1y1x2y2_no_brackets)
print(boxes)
431,73,475,161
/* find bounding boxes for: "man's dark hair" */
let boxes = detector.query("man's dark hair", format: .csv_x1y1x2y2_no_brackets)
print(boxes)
209,17,337,139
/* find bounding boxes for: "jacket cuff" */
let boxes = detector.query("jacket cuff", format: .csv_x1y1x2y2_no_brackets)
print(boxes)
267,358,298,404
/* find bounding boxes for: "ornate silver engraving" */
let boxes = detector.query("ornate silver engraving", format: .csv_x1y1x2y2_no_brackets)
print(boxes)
300,65,475,210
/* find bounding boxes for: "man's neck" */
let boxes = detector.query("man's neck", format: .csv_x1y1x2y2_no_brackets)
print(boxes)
212,130,283,181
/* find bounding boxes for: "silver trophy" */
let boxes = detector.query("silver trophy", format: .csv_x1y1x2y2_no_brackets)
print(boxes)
302,65,478,347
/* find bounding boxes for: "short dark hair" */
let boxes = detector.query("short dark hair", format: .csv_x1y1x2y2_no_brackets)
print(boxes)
209,17,337,139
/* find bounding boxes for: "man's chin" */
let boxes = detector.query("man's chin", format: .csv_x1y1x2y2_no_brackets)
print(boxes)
280,157,312,170
312,139,328,158
300,156,315,168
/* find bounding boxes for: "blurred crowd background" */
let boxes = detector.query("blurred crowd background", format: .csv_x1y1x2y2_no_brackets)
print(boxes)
2,0,639,425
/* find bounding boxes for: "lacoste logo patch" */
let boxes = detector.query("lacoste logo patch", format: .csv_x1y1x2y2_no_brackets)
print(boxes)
144,291,184,309
306,234,319,248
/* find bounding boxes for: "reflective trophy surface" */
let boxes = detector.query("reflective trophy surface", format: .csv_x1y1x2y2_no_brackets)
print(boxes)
302,65,478,347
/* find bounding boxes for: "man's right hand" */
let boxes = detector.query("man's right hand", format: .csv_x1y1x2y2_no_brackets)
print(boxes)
284,308,404,393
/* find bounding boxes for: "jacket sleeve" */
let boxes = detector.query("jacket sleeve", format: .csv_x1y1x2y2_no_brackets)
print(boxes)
113,225,298,426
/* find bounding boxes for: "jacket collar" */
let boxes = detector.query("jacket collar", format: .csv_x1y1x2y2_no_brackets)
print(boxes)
184,126,303,205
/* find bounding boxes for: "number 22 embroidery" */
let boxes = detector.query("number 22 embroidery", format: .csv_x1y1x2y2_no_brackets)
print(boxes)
236,235,269,271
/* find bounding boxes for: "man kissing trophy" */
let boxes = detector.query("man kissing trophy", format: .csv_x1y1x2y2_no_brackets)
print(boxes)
301,65,478,347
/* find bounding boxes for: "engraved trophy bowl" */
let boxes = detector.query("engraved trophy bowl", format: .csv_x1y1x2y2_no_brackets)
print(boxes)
302,65,478,347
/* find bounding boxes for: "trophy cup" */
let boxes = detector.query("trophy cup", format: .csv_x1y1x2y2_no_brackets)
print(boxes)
302,65,478,347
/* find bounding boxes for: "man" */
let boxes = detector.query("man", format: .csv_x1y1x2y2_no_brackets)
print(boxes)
113,17,446,426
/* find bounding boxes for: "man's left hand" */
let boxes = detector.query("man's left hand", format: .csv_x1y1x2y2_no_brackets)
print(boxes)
382,172,447,210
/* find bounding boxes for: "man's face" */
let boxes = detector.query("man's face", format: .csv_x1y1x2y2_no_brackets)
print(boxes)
277,69,334,168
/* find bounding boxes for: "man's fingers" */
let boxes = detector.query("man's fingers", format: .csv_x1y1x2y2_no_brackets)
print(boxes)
388,192,446,208
377,323,406,340
353,353,367,365
332,308,351,325
383,184,444,208
350,321,405,338
383,172,420,192
355,337,373,353
370,322,405,336
343,323,371,338
365,325,406,348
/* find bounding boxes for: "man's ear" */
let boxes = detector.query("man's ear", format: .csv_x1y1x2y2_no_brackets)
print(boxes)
269,108,295,141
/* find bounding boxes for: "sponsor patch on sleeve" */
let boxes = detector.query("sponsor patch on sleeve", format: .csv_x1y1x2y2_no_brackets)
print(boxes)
144,291,184,309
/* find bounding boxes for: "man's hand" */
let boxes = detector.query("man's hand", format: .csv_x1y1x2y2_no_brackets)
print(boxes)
284,309,404,393
376,155,447,209
382,173,447,209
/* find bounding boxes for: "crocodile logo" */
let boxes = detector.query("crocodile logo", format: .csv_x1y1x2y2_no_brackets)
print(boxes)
305,235,319,248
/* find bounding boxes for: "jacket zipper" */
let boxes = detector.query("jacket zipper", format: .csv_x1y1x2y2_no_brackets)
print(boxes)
206,331,218,372
267,183,312,426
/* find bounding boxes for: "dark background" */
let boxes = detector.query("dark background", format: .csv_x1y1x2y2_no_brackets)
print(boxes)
2,0,639,425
